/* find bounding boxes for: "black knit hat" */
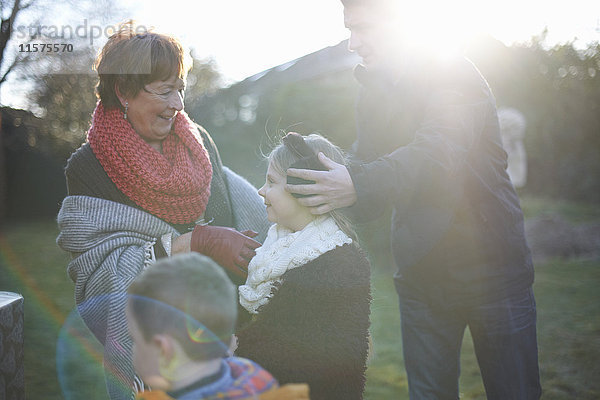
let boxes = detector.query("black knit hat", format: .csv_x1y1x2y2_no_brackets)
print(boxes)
283,132,327,198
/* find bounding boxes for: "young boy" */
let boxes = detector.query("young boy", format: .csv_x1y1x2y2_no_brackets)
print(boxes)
126,253,307,400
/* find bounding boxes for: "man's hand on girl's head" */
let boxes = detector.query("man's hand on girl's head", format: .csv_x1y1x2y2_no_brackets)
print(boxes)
286,152,357,214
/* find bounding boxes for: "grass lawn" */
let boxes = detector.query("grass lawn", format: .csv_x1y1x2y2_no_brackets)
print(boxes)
363,258,600,400
0,196,598,399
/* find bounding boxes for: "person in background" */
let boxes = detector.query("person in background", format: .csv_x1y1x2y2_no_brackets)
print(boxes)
285,1,541,398
57,22,269,399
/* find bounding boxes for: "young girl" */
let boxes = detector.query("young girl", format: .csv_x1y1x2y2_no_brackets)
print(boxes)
236,133,371,400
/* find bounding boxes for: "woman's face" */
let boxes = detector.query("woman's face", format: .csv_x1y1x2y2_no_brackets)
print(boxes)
125,75,185,151
258,162,315,232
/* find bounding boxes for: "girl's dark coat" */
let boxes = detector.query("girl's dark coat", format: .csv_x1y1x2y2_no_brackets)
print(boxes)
236,243,371,400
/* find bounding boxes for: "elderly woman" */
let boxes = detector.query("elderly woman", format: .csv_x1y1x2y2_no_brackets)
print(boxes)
56,24,269,399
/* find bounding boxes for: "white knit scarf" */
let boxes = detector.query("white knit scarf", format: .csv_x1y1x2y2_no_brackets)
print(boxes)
239,216,352,314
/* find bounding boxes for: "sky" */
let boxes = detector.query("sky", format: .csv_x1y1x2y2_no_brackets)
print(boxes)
130,0,350,83
1,0,599,108
128,0,600,83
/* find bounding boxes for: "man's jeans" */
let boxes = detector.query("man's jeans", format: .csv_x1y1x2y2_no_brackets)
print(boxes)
398,286,542,400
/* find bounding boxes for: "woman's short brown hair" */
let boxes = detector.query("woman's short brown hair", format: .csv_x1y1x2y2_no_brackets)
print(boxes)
95,21,191,109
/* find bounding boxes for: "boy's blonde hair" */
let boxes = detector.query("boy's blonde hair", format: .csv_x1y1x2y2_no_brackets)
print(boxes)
127,253,236,361
268,133,357,241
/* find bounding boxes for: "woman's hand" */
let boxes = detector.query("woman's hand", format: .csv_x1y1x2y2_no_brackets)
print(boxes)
191,225,261,277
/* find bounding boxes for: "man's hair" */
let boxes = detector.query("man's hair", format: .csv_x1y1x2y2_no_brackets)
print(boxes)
95,20,192,109
268,133,357,241
127,253,237,361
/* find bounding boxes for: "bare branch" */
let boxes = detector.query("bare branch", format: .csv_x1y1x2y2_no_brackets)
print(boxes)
0,49,33,85
0,0,27,85
0,57,15,84
0,0,22,56
19,0,33,10
9,0,22,25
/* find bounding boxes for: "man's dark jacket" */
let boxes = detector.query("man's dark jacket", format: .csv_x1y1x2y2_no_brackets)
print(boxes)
346,56,534,305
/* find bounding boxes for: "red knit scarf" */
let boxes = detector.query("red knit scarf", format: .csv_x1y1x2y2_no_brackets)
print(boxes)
88,102,212,224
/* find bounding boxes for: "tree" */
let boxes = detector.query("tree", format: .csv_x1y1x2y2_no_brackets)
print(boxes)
0,0,31,88
0,0,34,223
184,54,224,109
1,0,129,99
0,0,128,222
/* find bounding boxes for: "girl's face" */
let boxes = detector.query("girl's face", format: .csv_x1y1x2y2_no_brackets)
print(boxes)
258,162,315,232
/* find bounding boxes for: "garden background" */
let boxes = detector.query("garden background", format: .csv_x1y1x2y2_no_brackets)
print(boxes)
1,1,599,397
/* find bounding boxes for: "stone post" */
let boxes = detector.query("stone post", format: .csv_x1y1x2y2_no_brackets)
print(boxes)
0,292,24,400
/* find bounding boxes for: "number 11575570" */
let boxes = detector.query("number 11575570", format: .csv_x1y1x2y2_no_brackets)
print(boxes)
19,43,73,52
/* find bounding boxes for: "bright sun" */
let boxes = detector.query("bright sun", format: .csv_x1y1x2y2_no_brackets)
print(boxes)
390,0,599,55
387,1,487,59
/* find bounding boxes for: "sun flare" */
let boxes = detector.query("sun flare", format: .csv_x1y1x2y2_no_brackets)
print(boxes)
383,1,487,59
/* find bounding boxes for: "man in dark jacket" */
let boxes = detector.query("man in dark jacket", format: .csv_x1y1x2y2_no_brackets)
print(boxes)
286,0,542,398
